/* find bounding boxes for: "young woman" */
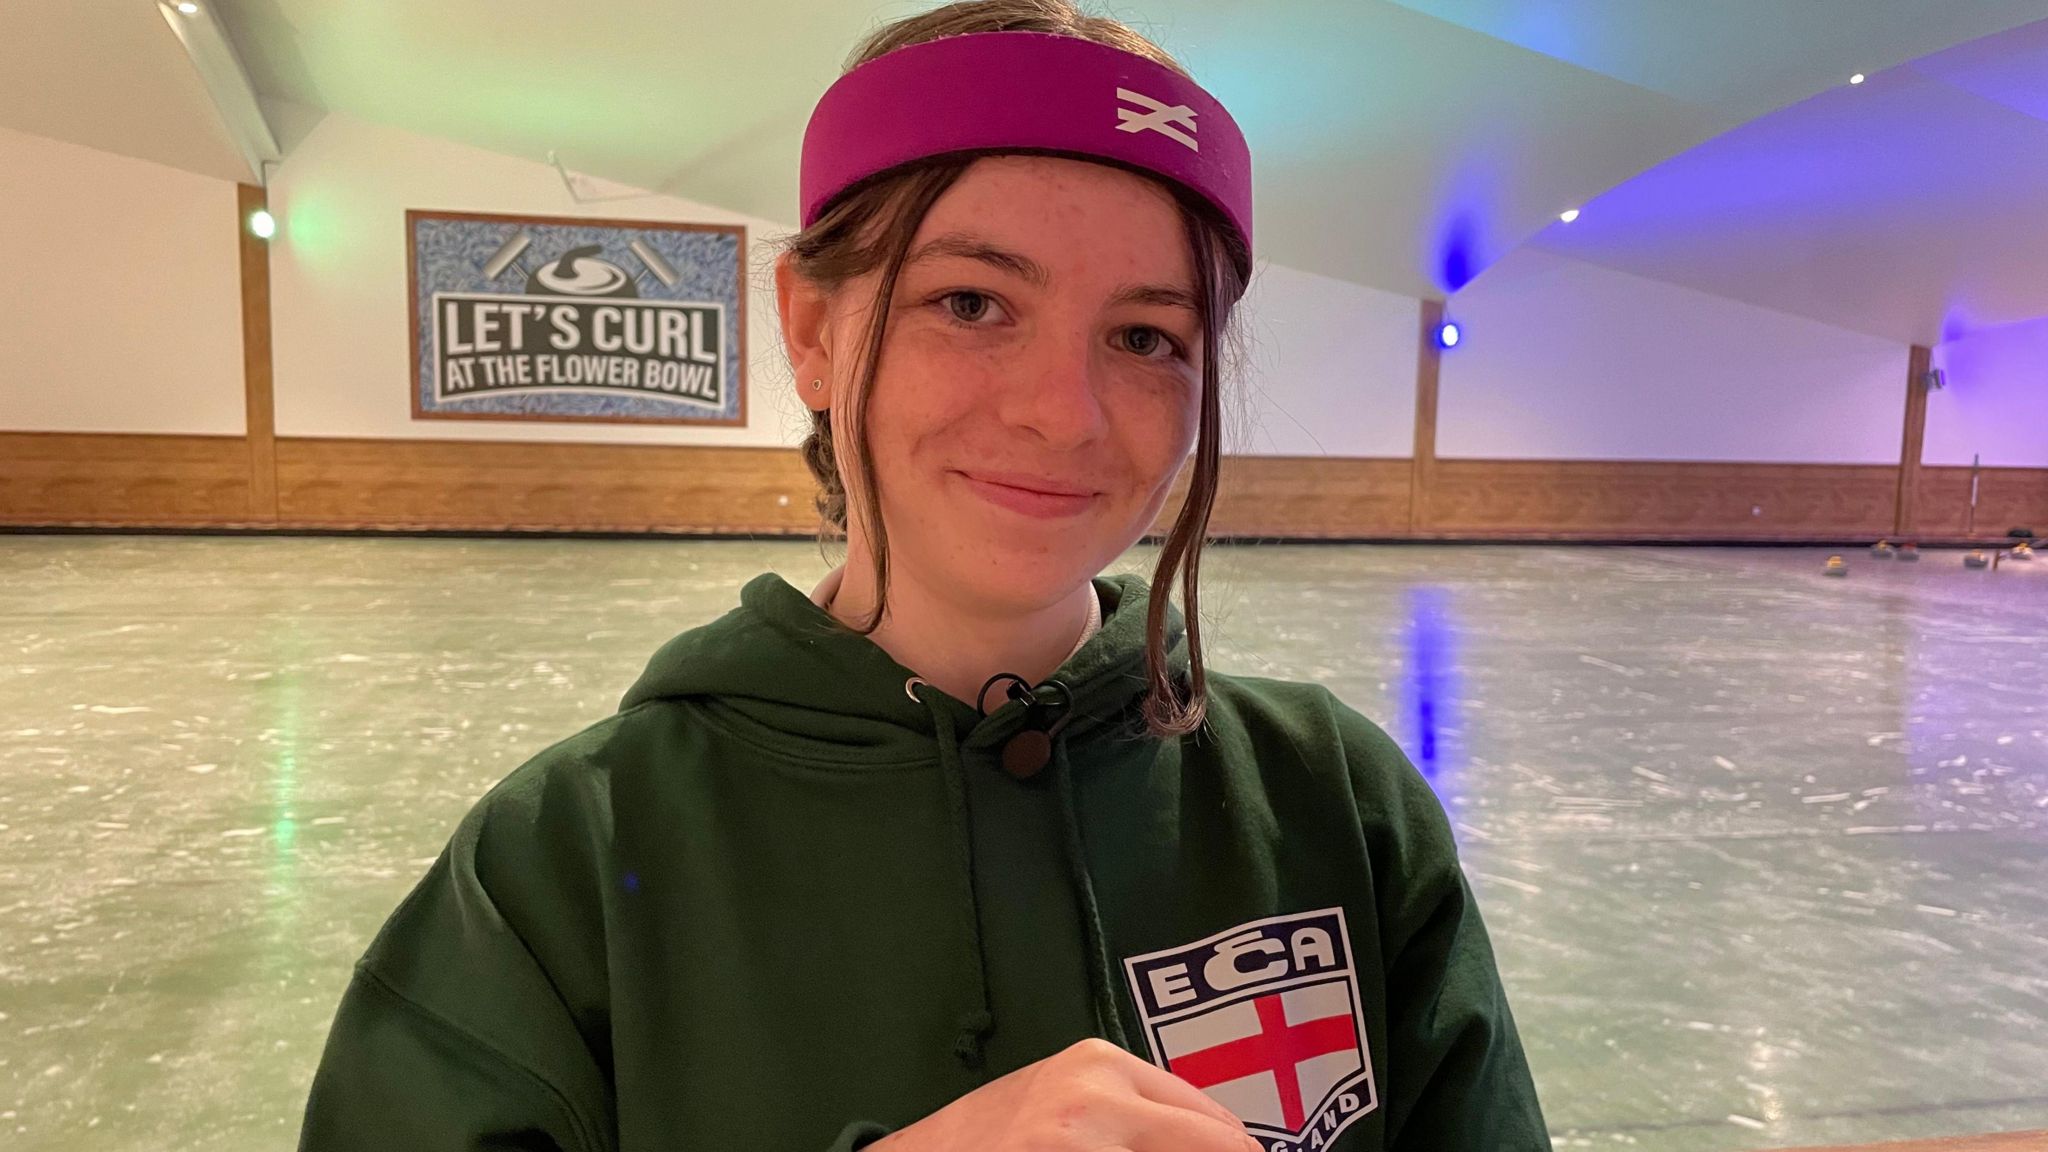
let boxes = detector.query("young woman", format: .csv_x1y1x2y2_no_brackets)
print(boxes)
299,3,1547,1150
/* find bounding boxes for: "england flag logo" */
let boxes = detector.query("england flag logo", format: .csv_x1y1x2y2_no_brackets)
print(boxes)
1122,908,1377,1151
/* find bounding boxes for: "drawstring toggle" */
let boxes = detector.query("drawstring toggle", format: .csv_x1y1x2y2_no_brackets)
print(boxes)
979,675,1075,780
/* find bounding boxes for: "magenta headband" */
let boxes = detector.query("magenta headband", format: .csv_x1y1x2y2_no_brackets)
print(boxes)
800,31,1253,274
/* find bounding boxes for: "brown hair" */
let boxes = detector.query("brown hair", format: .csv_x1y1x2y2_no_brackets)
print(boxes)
779,0,1250,738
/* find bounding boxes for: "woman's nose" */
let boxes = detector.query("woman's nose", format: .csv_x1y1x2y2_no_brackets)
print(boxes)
999,331,1108,448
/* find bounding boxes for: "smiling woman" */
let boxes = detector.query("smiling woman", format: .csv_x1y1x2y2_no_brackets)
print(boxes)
296,3,1547,1151
777,41,1249,735
777,150,1236,721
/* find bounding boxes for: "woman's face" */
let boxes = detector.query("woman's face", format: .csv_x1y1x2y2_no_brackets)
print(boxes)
789,155,1204,615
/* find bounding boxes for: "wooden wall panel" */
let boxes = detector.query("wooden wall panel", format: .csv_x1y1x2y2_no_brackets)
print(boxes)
270,436,822,534
0,432,255,525
1151,456,1414,539
7,433,2039,541
1912,465,2048,538
275,442,1417,538
1428,459,1901,540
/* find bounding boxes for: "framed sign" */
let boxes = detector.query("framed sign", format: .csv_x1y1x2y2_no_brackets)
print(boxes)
406,209,747,427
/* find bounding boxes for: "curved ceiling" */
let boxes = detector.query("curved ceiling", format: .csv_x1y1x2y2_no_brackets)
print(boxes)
1521,15,2048,344
7,0,2046,342
0,0,250,181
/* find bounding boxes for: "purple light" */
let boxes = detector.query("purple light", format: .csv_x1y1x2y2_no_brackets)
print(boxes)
1401,585,1462,789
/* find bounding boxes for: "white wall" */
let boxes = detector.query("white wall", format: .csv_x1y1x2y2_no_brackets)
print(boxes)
1926,317,2048,468
0,110,1962,476
1436,248,1909,463
266,113,804,446
1231,263,1416,457
267,112,1419,458
0,123,245,435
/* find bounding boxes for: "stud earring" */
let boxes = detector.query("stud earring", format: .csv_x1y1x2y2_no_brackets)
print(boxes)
809,378,823,391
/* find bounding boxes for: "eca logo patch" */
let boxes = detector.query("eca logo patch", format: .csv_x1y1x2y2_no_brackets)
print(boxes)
1122,908,1378,1151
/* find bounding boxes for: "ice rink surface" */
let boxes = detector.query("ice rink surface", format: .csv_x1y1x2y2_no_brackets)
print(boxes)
1,536,2042,1150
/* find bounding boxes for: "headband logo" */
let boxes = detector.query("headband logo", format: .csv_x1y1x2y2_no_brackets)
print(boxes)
1115,87,1199,152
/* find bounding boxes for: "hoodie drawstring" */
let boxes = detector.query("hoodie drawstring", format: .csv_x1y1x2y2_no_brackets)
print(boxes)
910,679,998,1076
1051,733,1133,1053
909,675,1132,1076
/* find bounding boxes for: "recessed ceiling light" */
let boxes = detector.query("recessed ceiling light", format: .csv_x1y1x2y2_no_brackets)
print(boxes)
1559,208,1580,224
176,2,199,13
1850,73,1866,85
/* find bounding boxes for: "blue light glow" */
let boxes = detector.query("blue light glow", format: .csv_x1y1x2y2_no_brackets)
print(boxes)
1401,585,1462,788
1435,210,1485,294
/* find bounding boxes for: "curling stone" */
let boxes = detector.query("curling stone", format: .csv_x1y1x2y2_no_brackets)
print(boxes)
1824,555,1848,577
1964,550,1991,569
1897,543,1921,562
1870,540,1896,558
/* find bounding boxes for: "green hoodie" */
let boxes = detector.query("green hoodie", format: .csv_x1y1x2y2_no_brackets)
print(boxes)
299,570,1546,1151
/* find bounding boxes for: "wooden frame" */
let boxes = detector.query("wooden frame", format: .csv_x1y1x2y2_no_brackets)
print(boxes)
403,209,748,429
1410,299,1443,532
1894,344,1932,534
238,183,278,521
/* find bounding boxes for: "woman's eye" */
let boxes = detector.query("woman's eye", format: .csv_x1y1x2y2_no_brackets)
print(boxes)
940,291,1004,325
1120,325,1183,361
932,292,1184,362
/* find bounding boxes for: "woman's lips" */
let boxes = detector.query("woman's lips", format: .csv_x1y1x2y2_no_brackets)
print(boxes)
955,471,1101,519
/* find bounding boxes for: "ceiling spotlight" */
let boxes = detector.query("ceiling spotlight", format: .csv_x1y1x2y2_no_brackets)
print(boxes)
1436,320,1463,350
176,2,199,13
249,209,276,240
1850,73,1866,85
1559,208,1580,224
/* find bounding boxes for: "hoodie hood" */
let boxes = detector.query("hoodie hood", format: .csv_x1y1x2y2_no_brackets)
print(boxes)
619,570,1187,762
616,569,1189,1075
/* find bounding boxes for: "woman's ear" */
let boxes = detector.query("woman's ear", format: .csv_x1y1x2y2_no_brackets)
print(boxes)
775,252,834,412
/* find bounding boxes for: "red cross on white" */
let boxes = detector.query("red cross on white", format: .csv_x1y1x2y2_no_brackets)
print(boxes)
1166,991,1358,1132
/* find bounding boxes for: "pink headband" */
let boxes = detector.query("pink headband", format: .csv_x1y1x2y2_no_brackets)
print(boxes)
800,31,1253,274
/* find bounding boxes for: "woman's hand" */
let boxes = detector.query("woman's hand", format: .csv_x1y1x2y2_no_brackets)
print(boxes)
868,1037,1262,1152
